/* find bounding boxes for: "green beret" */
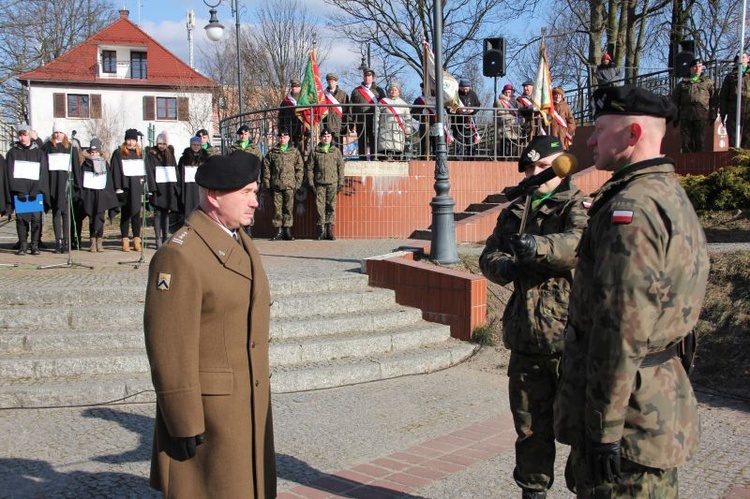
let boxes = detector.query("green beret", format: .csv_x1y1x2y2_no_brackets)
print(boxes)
195,152,260,191
518,135,563,172
592,85,677,123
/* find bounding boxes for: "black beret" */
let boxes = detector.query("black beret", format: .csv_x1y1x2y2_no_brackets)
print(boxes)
592,85,677,123
195,152,261,191
277,127,290,136
236,125,250,134
518,135,564,172
124,128,140,141
320,127,332,136
689,57,703,67
196,128,209,137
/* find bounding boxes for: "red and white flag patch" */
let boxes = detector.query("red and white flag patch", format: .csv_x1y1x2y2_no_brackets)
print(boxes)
582,200,592,209
611,209,634,224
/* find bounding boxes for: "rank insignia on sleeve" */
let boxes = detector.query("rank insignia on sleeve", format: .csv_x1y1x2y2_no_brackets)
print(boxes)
156,273,171,291
611,209,634,224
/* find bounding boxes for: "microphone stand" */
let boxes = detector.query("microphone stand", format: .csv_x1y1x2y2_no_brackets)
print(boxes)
118,154,149,269
39,137,93,270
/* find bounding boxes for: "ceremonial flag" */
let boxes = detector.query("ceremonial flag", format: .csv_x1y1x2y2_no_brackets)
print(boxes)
421,39,460,113
531,40,554,127
296,49,327,129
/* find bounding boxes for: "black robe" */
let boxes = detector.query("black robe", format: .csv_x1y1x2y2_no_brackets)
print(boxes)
111,146,146,212
145,146,180,212
41,140,79,212
177,146,210,218
6,141,49,211
72,155,119,217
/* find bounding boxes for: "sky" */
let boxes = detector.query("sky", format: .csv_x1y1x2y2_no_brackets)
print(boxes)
128,0,361,75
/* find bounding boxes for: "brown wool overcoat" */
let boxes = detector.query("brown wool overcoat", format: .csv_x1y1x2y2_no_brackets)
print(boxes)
144,209,276,498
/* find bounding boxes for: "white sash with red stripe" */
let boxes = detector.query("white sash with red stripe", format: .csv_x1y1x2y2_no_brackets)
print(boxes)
517,95,533,108
379,98,407,134
324,89,343,116
356,85,378,104
552,109,574,145
284,94,297,106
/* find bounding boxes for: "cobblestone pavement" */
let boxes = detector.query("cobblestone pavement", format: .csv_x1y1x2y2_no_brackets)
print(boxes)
1,222,749,498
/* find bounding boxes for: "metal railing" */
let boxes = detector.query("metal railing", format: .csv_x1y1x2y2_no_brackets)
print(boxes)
218,102,532,162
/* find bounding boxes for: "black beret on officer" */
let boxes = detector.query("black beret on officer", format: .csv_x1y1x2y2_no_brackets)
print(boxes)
518,135,563,172
195,152,261,191
592,85,678,123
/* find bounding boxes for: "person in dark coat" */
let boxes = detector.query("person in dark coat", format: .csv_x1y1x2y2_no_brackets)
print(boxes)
42,122,79,253
350,68,386,160
144,152,277,498
146,131,180,248
0,153,9,217
72,138,119,252
196,128,220,156
178,136,210,221
111,128,146,252
450,78,482,159
6,124,49,256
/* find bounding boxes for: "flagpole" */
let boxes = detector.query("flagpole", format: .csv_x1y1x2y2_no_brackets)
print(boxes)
429,0,459,264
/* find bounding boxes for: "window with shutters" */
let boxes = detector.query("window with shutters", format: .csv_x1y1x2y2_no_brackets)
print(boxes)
67,94,90,118
102,50,116,73
131,52,147,79
156,97,177,120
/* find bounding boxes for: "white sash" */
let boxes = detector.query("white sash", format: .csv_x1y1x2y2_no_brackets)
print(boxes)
324,89,343,116
356,85,378,104
379,98,407,134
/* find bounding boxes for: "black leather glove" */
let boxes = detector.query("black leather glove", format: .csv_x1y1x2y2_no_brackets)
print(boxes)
509,233,538,262
496,258,519,282
587,440,621,485
173,433,205,460
16,194,27,202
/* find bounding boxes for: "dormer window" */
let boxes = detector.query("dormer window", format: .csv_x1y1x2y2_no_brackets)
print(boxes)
102,50,116,74
131,52,147,79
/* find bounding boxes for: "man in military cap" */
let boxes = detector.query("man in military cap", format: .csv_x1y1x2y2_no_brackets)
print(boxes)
672,57,715,152
307,128,344,240
322,72,350,149
196,128,219,156
480,135,588,499
262,128,303,241
554,85,710,497
517,80,537,141
719,52,750,148
230,125,262,161
278,79,304,147
144,151,277,498
350,67,385,160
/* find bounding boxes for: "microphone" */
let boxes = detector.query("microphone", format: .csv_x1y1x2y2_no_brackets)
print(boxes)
501,152,578,202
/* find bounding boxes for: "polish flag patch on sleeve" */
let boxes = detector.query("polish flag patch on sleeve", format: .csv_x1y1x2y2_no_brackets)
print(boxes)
582,200,592,209
611,209,634,224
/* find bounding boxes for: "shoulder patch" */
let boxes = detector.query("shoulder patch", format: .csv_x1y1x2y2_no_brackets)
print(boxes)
582,199,592,209
156,273,171,291
611,209,634,224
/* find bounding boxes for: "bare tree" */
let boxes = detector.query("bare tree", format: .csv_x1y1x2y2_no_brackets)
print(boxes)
0,0,115,123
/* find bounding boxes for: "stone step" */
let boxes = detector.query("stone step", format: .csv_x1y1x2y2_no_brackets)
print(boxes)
270,287,397,319
465,202,501,213
269,322,452,366
270,306,423,339
485,193,507,204
0,350,149,379
270,341,479,393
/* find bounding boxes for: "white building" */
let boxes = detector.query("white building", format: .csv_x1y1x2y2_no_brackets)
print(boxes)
18,9,216,155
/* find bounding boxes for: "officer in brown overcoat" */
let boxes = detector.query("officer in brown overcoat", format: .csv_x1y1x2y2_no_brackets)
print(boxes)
144,151,276,498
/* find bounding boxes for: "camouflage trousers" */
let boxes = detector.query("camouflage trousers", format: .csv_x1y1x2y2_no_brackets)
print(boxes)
564,446,679,498
508,351,561,493
314,184,338,226
679,119,707,153
726,111,750,149
272,188,295,228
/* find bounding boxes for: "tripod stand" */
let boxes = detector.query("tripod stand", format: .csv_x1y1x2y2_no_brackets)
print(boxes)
39,142,92,270
118,174,149,269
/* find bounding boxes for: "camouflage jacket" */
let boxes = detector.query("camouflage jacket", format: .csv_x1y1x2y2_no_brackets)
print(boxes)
672,74,715,121
229,141,263,162
719,67,750,119
307,144,344,187
479,181,588,355
262,144,303,190
554,158,710,469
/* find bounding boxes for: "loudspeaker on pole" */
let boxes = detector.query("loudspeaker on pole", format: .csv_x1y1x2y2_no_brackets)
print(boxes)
483,37,506,77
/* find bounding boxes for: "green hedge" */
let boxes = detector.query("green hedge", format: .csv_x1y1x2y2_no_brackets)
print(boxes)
680,163,750,212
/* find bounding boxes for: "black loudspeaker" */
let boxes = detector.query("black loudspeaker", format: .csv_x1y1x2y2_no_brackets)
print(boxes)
483,37,506,77
679,40,695,54
674,39,695,78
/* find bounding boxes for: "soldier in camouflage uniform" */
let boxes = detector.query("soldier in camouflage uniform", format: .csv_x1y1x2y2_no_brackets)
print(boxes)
307,128,344,240
480,135,589,499
229,125,263,237
262,129,303,241
672,58,715,152
719,52,750,148
554,85,710,497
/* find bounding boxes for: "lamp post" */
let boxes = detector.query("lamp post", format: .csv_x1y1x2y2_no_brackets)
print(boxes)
429,0,458,264
203,0,243,117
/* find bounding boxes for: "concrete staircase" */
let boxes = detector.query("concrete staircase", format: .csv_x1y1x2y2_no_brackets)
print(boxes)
0,274,477,408
410,193,505,240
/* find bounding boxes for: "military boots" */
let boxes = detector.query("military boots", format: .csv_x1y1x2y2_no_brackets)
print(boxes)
317,225,325,240
325,223,336,241
271,228,284,241
282,227,294,241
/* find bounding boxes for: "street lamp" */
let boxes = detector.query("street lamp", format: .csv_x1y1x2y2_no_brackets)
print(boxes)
429,0,458,264
202,0,243,117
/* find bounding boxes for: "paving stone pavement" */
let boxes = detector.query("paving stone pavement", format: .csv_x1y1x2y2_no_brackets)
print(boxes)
0,222,749,498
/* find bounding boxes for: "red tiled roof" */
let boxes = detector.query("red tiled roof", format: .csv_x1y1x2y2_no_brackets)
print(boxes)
18,9,214,88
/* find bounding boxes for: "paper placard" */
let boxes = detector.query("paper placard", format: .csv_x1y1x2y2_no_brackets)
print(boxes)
155,166,177,183
13,160,41,180
184,166,198,183
122,159,145,177
83,171,107,190
48,153,70,172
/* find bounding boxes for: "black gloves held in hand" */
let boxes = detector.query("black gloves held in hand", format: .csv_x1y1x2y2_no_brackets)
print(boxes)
497,258,519,282
509,233,538,262
587,440,622,485
173,433,206,460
